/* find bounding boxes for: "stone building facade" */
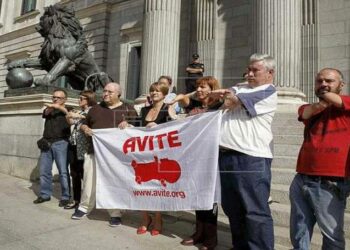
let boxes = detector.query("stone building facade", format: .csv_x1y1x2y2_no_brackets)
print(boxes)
0,0,349,103
1,1,350,246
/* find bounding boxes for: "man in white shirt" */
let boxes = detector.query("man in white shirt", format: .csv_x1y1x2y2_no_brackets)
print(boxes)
211,53,277,250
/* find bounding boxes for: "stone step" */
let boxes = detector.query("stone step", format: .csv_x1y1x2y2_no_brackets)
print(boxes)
270,184,350,213
273,112,301,120
274,225,322,250
272,126,304,135
271,168,296,185
217,204,350,248
272,156,297,169
270,183,290,205
270,203,350,238
274,134,304,145
274,144,302,157
272,117,302,127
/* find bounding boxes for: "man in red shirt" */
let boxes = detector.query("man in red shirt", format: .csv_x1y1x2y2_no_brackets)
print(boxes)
290,68,350,250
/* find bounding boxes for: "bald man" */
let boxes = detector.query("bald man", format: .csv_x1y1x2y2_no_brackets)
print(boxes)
71,82,137,226
290,68,350,250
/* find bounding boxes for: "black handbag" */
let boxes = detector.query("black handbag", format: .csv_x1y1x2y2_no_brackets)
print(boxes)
37,137,51,151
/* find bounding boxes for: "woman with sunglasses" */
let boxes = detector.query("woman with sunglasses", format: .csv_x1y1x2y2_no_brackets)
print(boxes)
169,76,222,250
65,90,97,209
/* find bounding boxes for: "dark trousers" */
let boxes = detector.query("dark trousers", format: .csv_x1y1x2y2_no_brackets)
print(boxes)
68,144,84,202
219,150,274,250
195,205,218,225
185,78,197,94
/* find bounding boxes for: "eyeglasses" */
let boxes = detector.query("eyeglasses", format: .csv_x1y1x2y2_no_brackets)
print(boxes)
52,96,65,100
79,96,87,101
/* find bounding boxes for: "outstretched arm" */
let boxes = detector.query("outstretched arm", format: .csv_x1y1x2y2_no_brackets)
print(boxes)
167,93,192,107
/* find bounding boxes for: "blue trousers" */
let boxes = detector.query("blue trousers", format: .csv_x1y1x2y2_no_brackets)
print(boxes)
39,140,70,200
219,150,274,250
290,173,350,250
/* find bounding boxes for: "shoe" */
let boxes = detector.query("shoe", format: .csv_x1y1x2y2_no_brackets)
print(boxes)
181,221,204,246
59,200,70,207
150,220,162,236
268,196,273,204
71,209,87,220
109,217,122,227
151,228,161,236
64,201,79,209
33,196,51,204
181,238,196,246
151,229,161,236
200,223,217,250
137,217,152,234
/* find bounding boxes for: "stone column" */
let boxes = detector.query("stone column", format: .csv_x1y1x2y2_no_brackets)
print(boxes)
252,0,305,107
191,0,216,76
140,0,181,94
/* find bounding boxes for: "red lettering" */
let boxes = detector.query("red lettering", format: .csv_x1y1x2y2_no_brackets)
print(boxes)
122,130,182,154
123,137,136,154
155,133,167,149
149,135,154,150
136,136,149,152
168,130,182,148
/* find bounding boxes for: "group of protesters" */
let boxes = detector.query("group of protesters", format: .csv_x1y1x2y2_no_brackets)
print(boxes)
33,53,350,250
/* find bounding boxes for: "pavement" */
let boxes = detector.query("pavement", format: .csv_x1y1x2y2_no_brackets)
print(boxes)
0,173,233,250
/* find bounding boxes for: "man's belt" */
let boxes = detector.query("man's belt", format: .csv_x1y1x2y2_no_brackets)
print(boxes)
219,147,235,153
302,174,349,182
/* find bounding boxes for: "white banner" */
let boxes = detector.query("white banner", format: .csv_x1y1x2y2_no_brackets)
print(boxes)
92,111,222,211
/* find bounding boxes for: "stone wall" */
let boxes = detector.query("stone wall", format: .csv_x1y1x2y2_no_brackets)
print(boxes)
215,0,252,88
319,0,350,94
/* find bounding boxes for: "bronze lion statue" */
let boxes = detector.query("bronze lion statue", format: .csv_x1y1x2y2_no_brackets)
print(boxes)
7,3,109,90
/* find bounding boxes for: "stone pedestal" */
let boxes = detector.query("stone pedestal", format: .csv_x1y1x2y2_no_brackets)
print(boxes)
252,0,306,107
0,90,78,180
140,0,181,94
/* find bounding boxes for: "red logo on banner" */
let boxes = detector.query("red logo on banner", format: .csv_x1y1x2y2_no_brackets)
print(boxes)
131,156,181,187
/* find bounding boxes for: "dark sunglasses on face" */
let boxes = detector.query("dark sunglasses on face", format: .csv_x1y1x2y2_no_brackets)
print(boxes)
79,96,87,101
52,96,65,100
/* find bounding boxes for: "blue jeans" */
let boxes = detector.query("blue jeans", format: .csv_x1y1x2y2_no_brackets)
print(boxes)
289,173,350,250
219,150,274,250
39,140,70,200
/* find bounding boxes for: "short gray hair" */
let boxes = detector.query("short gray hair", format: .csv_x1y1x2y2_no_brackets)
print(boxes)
105,82,122,96
250,53,276,71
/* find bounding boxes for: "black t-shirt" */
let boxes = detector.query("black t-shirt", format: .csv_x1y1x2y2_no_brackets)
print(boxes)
140,104,170,126
43,108,71,143
187,62,204,77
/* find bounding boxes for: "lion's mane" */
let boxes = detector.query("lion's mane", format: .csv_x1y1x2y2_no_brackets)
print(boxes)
36,4,88,71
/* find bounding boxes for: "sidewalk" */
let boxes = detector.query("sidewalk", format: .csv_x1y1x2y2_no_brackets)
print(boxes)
0,173,232,250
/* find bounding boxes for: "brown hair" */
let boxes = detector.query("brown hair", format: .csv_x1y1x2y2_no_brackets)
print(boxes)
80,90,97,106
195,76,220,90
158,75,172,86
149,81,169,96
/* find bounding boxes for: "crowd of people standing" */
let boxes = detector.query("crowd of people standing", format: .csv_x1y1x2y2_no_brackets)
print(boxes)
33,53,350,250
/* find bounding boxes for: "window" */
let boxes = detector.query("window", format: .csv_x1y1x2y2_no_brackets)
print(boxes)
126,45,142,100
21,0,36,15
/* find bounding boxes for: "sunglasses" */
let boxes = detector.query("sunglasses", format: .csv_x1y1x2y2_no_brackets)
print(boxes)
79,96,87,101
52,96,65,100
